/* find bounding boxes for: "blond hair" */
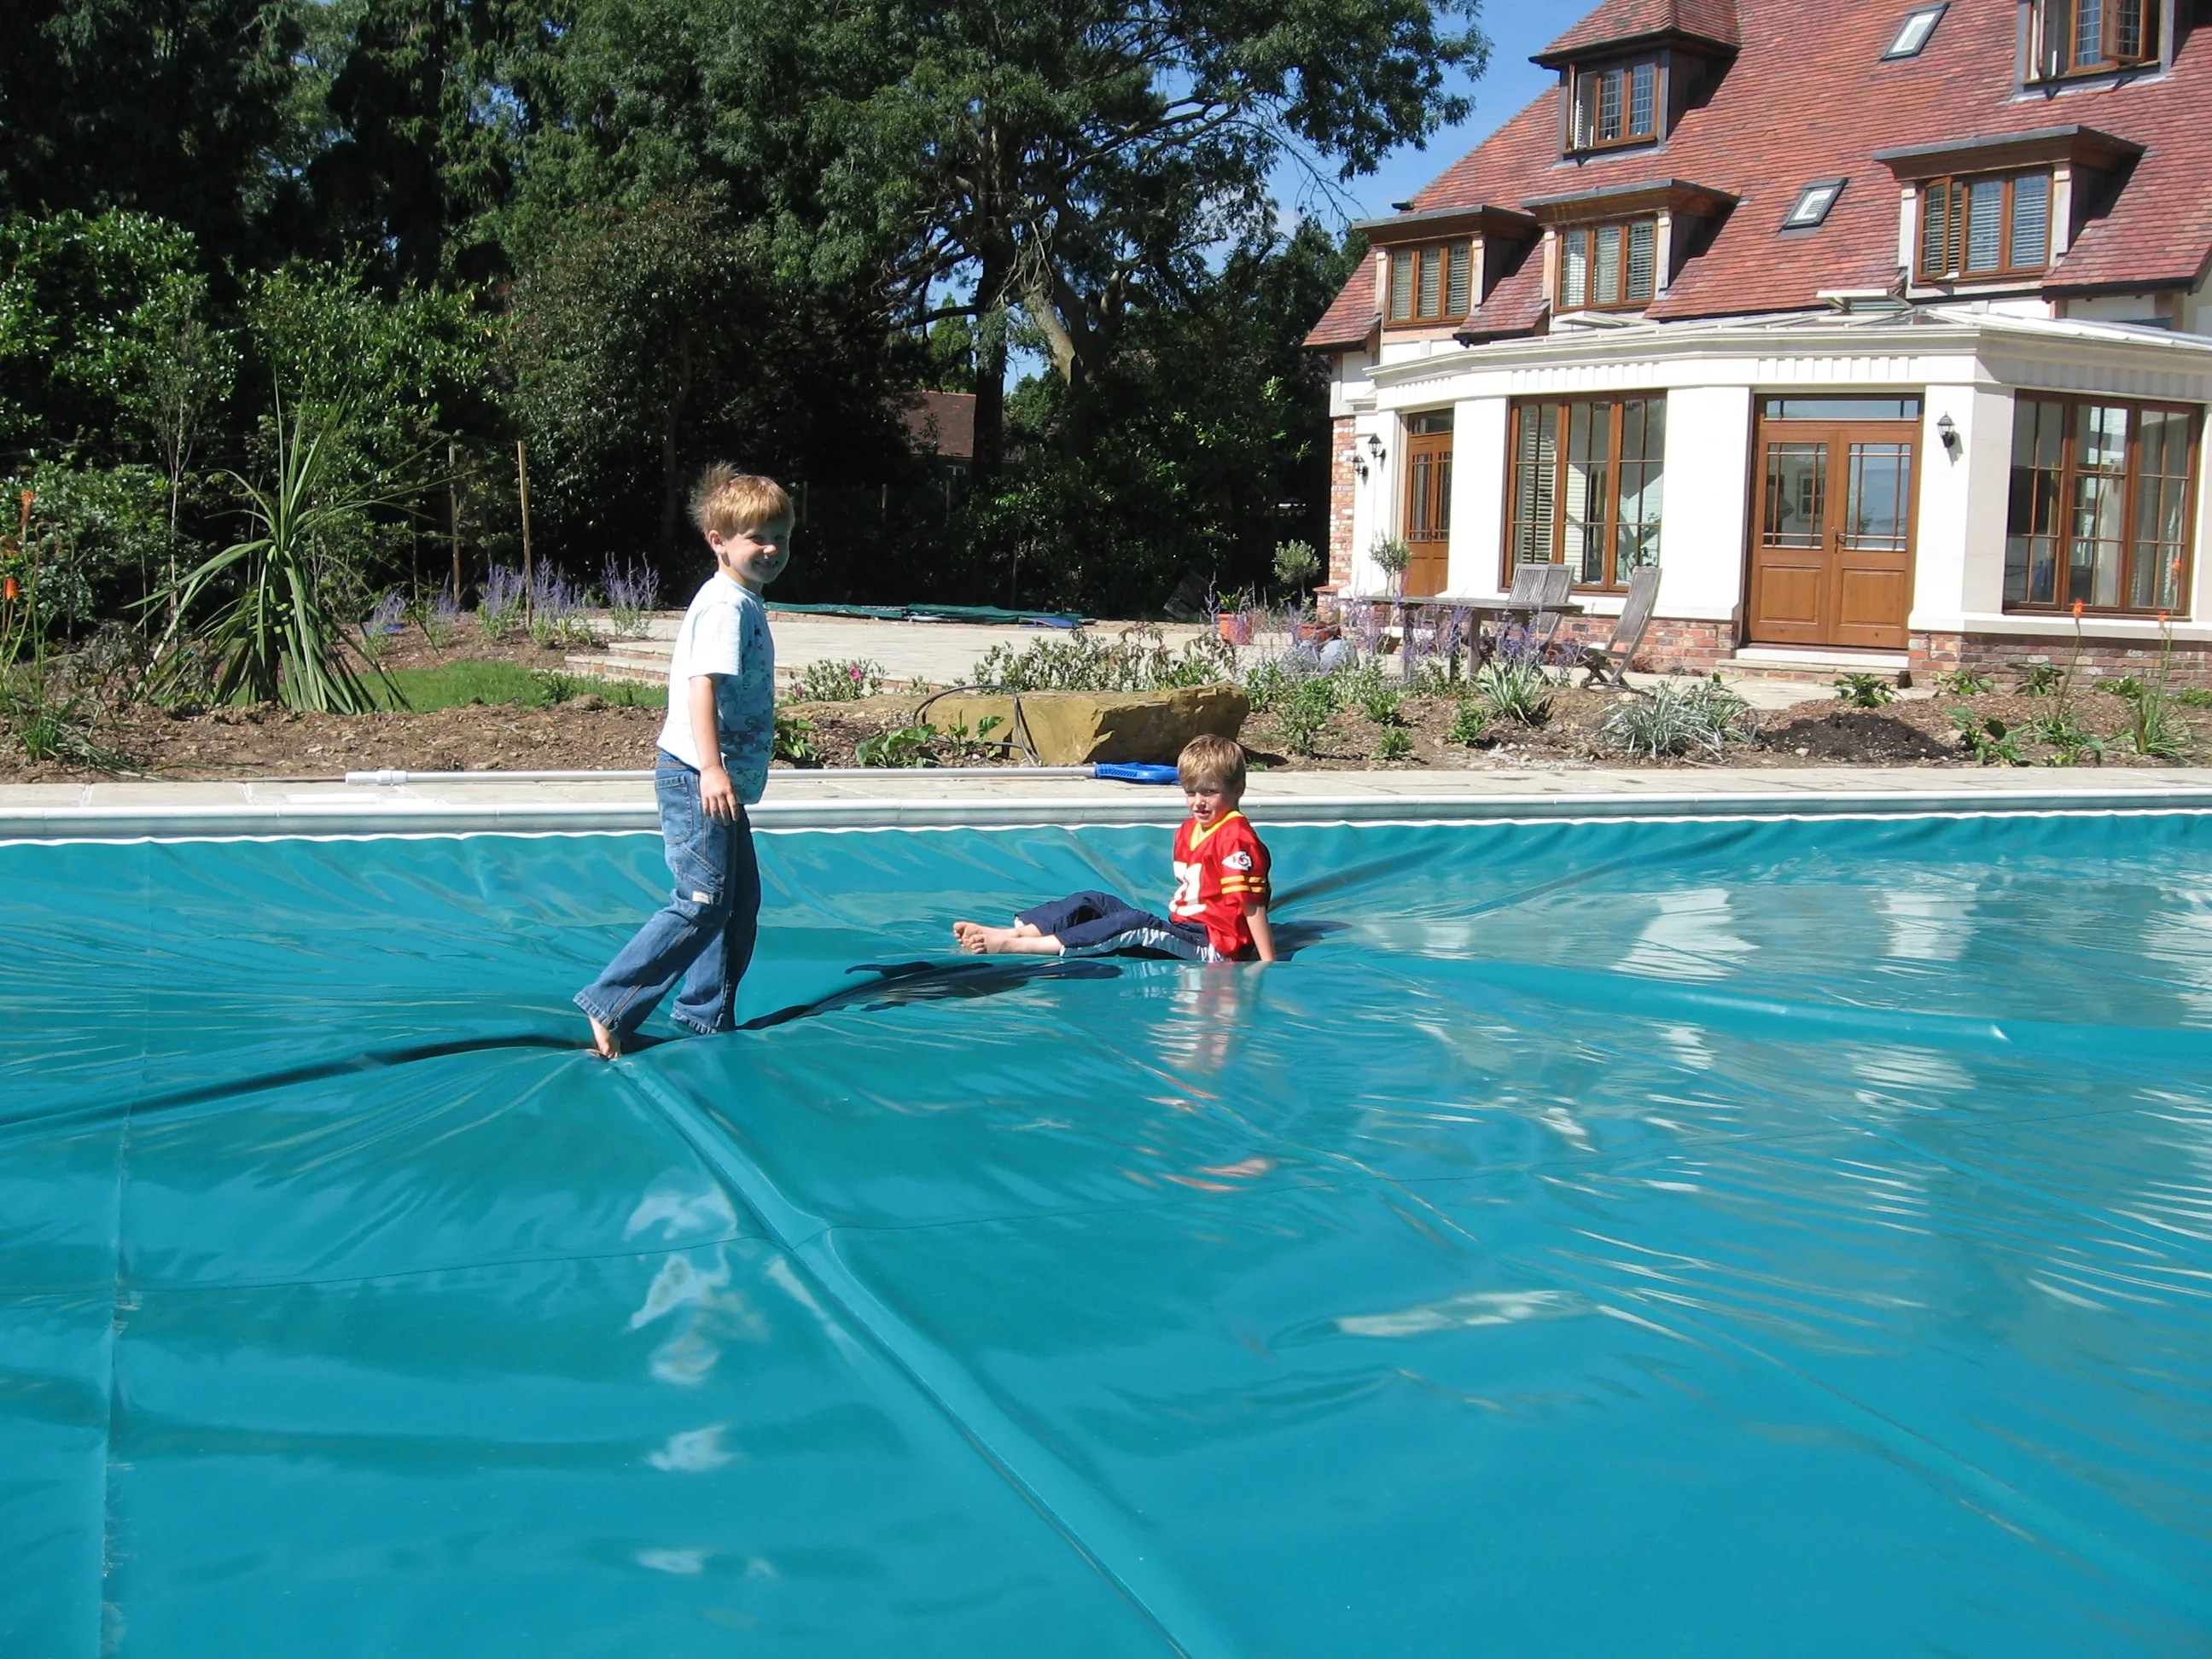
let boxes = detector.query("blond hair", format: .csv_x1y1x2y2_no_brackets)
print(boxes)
1177,733,1247,795
689,465,793,539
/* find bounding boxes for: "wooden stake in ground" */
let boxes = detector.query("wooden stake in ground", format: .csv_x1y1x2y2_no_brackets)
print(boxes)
515,439,534,621
449,440,463,602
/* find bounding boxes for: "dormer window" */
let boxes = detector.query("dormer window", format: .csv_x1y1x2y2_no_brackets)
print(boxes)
1570,60,1659,150
1918,172,2051,281
2029,0,2157,79
1883,3,1947,58
1561,219,1657,310
1387,241,1474,326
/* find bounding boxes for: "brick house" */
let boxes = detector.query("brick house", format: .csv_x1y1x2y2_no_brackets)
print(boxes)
1306,0,2212,682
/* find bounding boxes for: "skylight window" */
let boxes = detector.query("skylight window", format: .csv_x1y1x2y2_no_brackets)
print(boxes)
1883,3,1947,58
1783,179,1846,230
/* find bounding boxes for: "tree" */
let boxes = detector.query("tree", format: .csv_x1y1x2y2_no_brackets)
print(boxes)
0,0,304,271
819,0,1486,473
505,195,917,565
311,0,523,286
979,220,1360,614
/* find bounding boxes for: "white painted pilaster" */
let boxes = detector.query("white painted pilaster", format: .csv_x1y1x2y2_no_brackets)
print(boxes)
1656,385,1752,620
1448,396,1510,599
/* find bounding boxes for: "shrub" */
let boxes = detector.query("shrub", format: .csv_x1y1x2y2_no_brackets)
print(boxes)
855,723,938,767
1447,698,1489,746
1935,667,1994,695
1950,709,2023,765
1272,539,1320,592
527,568,594,649
418,591,460,649
1275,676,1336,756
1598,678,1756,760
1374,728,1414,762
1338,661,1400,725
1832,672,1896,708
357,591,407,666
1473,658,1551,725
601,555,661,638
2026,709,2104,766
2017,663,2065,696
478,564,526,640
970,626,1234,693
789,657,886,701
774,710,819,765
2104,676,2189,760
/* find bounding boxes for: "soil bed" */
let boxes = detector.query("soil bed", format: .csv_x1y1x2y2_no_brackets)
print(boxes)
5,612,2207,781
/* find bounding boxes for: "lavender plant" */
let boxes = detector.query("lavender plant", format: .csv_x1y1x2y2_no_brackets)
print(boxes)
601,555,661,638
421,591,461,650
478,564,526,641
527,568,595,649
356,591,407,666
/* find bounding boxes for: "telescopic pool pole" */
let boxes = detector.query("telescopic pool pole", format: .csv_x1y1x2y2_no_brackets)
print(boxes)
515,439,534,621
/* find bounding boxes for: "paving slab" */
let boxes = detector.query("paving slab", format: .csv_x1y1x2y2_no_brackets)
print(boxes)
8,765,2212,841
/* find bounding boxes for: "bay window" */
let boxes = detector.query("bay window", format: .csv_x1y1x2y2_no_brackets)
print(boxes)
2006,395,2199,613
1508,395,1666,590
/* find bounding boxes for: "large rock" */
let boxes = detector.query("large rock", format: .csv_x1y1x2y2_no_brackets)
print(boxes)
925,683,1249,766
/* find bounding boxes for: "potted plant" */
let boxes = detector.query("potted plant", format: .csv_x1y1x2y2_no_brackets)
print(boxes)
1215,589,1258,645
1368,534,1412,597
1272,538,1321,597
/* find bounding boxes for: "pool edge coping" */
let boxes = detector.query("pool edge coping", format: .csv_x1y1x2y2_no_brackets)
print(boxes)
11,777,2212,841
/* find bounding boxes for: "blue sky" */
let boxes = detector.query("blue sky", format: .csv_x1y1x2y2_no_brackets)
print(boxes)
1281,3,1557,228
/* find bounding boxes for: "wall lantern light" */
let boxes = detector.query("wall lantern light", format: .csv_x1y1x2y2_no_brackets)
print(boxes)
1936,412,1960,459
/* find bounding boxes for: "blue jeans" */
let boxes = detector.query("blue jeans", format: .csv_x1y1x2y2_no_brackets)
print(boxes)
1016,889,1214,961
574,754,761,1038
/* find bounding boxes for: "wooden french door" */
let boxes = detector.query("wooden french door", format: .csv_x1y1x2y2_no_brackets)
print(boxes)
1402,411,1452,597
1749,412,1918,649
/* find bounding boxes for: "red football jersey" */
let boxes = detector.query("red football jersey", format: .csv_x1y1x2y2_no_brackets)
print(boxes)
1168,811,1272,958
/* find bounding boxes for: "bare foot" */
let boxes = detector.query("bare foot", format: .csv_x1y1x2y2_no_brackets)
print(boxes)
586,1015,622,1059
952,921,1062,957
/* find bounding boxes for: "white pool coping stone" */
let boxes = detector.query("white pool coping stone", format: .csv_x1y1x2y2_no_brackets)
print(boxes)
7,765,2212,841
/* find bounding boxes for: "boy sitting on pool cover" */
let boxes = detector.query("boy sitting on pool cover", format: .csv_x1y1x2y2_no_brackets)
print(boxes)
952,735,1278,963
575,468,789,1057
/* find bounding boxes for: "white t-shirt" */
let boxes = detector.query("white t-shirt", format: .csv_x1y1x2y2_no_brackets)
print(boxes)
655,573,775,802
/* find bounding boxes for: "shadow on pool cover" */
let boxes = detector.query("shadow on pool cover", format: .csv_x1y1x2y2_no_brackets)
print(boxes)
3,813,2210,1656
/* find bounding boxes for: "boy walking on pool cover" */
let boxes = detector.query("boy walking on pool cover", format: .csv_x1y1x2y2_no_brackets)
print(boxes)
953,735,1278,964
576,467,789,1057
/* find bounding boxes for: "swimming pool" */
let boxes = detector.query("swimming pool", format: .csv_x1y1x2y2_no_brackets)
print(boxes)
4,810,2209,1656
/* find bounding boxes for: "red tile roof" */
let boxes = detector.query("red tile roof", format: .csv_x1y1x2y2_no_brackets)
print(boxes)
902,391,976,458
1306,0,2212,346
1538,0,1740,62
1306,257,1378,349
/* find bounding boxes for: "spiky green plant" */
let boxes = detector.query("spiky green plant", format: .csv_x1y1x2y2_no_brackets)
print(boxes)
153,398,409,713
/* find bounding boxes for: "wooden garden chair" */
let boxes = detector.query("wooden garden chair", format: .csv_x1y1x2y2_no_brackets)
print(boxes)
1573,566,1662,690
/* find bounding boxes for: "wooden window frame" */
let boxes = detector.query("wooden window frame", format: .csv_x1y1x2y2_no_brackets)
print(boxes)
1505,393,1668,593
2005,393,2201,616
1384,240,1475,329
1569,59,1661,152
1557,218,1658,311
1916,172,2052,282
2028,0,2158,79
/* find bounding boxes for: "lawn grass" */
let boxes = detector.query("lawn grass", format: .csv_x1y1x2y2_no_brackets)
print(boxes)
370,661,666,712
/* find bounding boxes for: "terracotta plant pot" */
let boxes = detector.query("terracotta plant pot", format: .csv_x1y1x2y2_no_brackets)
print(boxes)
1216,613,1254,645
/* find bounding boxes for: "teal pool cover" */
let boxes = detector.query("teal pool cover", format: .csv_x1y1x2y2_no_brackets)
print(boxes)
4,811,2210,1656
